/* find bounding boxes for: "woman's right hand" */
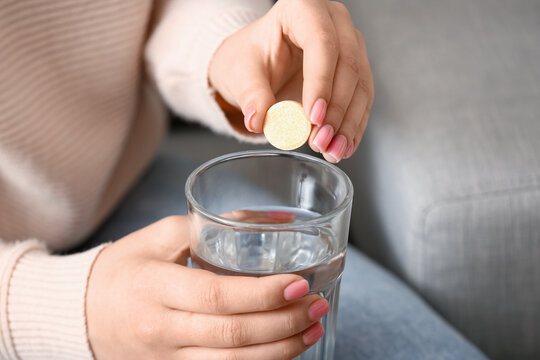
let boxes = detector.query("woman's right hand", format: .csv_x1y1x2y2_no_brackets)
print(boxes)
86,216,328,360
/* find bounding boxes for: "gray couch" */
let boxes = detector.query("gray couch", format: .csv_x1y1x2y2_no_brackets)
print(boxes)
340,1,540,359
163,1,540,359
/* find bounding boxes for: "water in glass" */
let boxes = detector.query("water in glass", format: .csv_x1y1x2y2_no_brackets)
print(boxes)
191,206,344,360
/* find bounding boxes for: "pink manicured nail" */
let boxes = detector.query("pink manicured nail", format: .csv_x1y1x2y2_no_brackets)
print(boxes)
310,98,327,126
313,124,334,152
308,299,330,321
326,135,348,163
303,323,325,346
244,104,256,132
267,211,295,220
283,279,309,301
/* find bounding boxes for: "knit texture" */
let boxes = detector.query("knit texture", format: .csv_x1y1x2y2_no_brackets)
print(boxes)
5,243,106,359
0,0,272,358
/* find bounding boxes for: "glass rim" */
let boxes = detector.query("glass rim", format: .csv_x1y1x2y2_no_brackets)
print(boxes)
185,150,354,230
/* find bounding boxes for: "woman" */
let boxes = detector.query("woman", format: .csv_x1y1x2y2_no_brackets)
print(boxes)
0,0,373,358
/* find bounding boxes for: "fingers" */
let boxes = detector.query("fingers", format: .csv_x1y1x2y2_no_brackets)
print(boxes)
342,30,373,160
277,0,339,125
322,78,369,163
157,264,310,314
175,323,324,360
308,2,372,163
282,1,371,162
128,216,192,263
344,104,370,159
170,295,328,348
207,19,277,134
309,4,359,155
236,61,277,133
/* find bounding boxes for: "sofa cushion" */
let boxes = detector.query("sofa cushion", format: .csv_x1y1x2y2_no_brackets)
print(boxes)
340,0,540,359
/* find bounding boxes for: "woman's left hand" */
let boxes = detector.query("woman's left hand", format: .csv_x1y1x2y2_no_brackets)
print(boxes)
209,0,374,163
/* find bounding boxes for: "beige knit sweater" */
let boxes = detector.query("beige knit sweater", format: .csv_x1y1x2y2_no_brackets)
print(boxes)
0,1,271,358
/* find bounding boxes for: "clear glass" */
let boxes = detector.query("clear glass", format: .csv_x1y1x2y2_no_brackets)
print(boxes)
185,150,353,360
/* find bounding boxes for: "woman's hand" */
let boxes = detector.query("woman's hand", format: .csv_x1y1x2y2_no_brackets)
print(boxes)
209,0,374,163
86,216,328,360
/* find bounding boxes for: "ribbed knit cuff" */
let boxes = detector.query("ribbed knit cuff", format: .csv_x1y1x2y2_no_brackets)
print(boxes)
5,242,106,360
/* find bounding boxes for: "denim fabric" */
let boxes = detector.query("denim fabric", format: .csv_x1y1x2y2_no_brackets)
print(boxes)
80,153,488,359
337,247,487,360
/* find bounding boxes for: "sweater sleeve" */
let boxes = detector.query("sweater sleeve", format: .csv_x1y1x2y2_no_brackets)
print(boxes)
0,240,106,359
145,0,273,143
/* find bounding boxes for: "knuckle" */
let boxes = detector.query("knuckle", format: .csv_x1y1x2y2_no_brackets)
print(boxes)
357,78,372,98
256,280,276,310
285,311,298,334
327,102,347,120
222,318,248,347
278,340,299,360
314,72,335,90
330,1,351,17
238,86,254,102
341,52,362,77
203,279,226,313
253,294,269,312
315,28,339,53
157,216,185,237
160,215,181,228
223,350,241,360
355,29,366,45
238,85,265,110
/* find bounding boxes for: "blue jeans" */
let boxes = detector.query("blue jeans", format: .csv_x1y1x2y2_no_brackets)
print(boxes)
80,153,488,360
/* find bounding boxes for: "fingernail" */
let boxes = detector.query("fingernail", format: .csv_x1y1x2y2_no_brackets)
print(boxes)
344,141,355,159
303,322,325,346
326,135,348,163
244,104,256,132
308,299,330,321
267,211,295,220
313,124,334,153
310,98,327,126
283,279,309,301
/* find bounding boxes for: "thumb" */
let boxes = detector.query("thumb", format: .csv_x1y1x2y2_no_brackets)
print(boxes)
235,62,276,133
134,216,191,264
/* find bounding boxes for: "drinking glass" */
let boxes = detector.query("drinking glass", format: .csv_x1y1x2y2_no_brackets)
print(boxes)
185,150,353,360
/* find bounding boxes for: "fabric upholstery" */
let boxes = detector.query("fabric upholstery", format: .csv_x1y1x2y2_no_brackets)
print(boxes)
340,0,540,358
